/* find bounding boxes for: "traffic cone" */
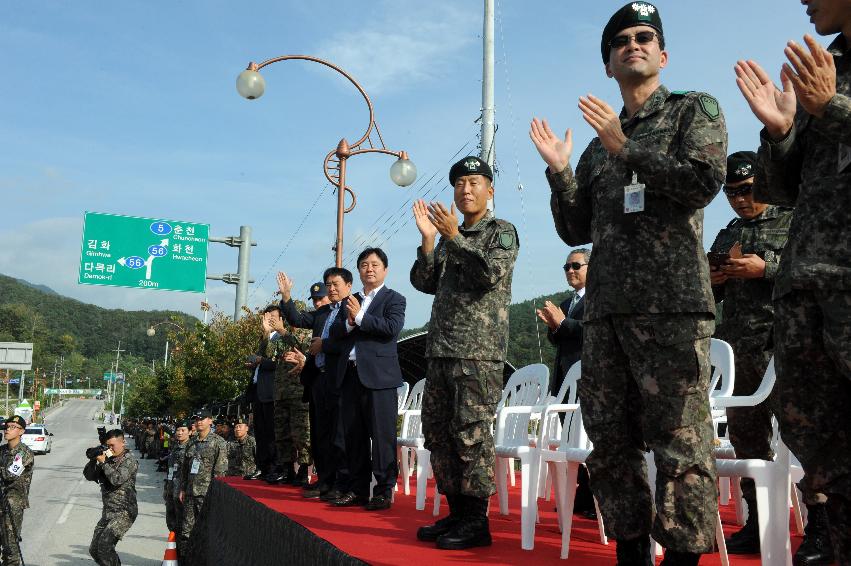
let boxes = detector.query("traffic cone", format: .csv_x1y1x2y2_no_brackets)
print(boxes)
161,531,178,565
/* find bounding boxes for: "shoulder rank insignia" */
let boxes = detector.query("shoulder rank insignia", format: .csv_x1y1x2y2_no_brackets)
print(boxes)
697,94,720,121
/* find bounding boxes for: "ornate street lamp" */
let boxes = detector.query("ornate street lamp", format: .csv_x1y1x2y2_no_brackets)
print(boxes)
236,55,417,267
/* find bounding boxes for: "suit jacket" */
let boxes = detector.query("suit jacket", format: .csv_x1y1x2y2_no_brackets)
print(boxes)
547,293,584,396
246,336,277,404
280,299,333,397
325,286,405,390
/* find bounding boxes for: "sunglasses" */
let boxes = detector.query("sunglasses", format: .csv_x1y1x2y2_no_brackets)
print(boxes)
563,262,587,272
609,31,659,49
723,183,754,197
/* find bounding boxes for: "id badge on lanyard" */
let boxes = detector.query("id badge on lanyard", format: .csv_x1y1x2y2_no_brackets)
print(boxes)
624,171,645,214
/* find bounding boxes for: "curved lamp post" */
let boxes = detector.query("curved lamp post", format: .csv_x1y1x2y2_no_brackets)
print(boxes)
236,55,417,267
146,321,185,367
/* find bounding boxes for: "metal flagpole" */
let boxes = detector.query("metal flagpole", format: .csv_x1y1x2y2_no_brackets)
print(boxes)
481,0,496,211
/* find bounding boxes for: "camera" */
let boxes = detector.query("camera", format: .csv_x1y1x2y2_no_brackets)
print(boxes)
85,426,113,459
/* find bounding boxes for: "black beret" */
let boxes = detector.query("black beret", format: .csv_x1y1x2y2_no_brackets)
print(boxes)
175,419,191,429
449,156,493,186
309,282,328,300
234,415,250,426
195,408,213,420
5,415,26,429
601,2,663,64
726,151,757,184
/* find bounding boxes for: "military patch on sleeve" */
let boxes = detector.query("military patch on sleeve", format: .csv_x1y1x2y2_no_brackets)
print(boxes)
498,230,516,250
697,94,720,121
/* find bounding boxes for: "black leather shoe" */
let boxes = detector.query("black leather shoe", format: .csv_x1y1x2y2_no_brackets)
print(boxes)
794,503,835,566
302,481,322,491
320,489,343,502
365,495,392,511
330,492,368,507
418,494,463,542
615,536,653,566
242,470,263,480
293,465,309,487
302,488,322,499
659,550,700,566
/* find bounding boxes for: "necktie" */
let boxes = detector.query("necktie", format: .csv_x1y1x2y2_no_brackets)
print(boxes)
315,304,340,368
568,294,580,316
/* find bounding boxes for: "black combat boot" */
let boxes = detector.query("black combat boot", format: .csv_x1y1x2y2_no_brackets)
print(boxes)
659,549,701,566
794,503,835,566
615,535,653,566
293,464,309,486
436,496,492,550
724,495,760,554
278,464,296,485
417,494,463,542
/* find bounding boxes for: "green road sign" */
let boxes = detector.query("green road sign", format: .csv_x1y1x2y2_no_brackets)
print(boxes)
79,212,209,293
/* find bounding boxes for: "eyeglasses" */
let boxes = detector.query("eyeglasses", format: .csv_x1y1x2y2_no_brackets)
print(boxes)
5,425,22,431
563,262,587,272
609,31,659,49
723,183,754,197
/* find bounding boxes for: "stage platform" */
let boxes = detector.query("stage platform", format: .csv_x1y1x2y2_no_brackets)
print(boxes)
207,476,804,565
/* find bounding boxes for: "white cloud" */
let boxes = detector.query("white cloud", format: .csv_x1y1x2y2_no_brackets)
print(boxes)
314,1,478,95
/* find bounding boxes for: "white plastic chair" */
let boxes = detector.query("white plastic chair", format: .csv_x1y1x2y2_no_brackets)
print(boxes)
712,358,793,566
396,381,410,415
536,361,582,500
492,363,550,550
396,379,428,499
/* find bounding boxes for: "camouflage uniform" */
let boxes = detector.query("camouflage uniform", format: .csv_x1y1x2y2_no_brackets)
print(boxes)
410,210,519,498
179,432,227,566
753,33,851,561
0,442,33,566
272,331,311,472
710,205,792,501
83,451,139,566
547,84,727,552
226,435,257,477
164,439,188,534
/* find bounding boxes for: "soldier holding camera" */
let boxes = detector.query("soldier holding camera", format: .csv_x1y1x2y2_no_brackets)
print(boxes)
83,428,139,566
0,416,34,566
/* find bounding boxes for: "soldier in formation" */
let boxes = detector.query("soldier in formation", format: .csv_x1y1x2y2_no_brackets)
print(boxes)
0,416,34,566
411,155,519,550
226,415,257,478
164,419,190,536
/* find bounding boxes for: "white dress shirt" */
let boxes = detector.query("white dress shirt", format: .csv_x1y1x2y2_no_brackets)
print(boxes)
346,284,385,362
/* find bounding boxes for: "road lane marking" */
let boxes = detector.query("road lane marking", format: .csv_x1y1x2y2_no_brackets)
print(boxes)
56,496,77,524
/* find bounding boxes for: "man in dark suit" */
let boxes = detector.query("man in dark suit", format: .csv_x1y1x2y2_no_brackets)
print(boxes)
326,248,406,511
536,247,593,516
245,305,280,480
278,268,353,500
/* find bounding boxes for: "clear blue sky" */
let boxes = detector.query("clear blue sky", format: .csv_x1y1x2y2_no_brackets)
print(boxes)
0,1,817,327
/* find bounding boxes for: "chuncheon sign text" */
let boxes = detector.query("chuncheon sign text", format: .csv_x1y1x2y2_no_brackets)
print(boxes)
79,212,209,293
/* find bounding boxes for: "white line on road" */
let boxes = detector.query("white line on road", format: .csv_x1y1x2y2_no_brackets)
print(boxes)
56,496,77,524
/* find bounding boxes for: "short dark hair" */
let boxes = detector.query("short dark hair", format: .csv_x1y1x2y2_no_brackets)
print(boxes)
105,429,125,441
263,304,280,314
357,247,388,268
323,267,353,285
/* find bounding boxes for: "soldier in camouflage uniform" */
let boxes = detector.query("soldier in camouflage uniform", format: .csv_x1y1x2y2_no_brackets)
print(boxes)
226,415,257,477
164,419,190,534
411,155,519,550
83,429,139,566
737,6,851,562
268,312,312,485
530,3,726,563
179,409,228,566
0,416,34,566
708,151,793,554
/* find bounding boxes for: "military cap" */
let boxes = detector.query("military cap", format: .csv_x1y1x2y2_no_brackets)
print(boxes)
5,415,26,429
601,2,664,64
725,151,757,184
175,419,191,429
449,156,493,186
233,415,250,426
195,408,213,420
309,282,328,300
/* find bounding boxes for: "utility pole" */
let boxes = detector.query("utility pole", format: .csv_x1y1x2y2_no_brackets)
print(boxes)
480,0,496,211
110,342,124,415
207,225,257,320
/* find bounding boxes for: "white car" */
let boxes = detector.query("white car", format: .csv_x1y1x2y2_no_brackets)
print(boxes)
21,425,53,455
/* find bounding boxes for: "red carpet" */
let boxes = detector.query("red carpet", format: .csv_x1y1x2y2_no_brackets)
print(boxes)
221,476,805,565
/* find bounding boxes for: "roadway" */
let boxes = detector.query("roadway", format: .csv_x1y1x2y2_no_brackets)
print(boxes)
17,399,166,565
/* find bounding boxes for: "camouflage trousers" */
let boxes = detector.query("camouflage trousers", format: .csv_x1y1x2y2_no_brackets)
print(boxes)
274,385,311,468
89,512,135,566
580,314,718,554
725,337,775,502
774,290,851,562
0,498,23,566
421,357,503,499
163,483,183,534
178,494,208,566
